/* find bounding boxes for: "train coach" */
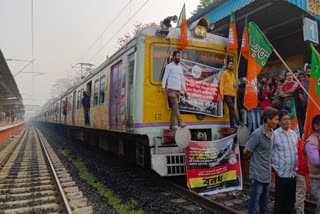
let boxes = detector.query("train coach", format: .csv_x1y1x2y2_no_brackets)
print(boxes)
38,16,237,176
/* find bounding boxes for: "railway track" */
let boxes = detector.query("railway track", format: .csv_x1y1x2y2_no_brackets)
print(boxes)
165,177,317,214
162,178,240,214
0,127,92,214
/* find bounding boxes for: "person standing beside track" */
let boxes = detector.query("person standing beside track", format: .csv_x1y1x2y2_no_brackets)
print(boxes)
162,50,188,131
305,115,320,214
81,91,91,126
243,107,279,214
272,109,298,214
219,60,242,128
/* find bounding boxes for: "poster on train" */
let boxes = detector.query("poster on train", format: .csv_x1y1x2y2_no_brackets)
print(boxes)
178,59,223,117
184,134,243,195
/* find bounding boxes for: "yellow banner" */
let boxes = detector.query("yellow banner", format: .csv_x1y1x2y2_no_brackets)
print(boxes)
307,0,320,16
189,170,237,188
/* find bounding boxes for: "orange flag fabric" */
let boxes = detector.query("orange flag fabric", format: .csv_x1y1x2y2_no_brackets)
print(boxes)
227,12,238,52
240,16,249,59
303,43,320,141
177,4,188,50
244,22,273,110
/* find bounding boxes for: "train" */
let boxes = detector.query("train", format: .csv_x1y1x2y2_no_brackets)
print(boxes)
37,16,237,176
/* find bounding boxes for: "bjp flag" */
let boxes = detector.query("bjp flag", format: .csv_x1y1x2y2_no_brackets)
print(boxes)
227,12,238,52
244,22,273,110
177,3,188,50
303,43,320,141
240,16,249,59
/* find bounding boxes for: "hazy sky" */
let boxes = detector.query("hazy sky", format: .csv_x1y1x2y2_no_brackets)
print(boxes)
0,0,199,106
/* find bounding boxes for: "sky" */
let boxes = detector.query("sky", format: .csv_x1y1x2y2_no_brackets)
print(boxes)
0,0,200,107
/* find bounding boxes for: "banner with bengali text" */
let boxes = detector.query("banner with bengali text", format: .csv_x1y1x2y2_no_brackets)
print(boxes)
178,59,223,117
184,134,242,195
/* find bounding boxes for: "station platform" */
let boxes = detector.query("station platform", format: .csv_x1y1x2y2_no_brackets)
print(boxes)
0,122,24,144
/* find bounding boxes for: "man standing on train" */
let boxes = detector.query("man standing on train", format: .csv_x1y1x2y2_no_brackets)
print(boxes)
243,107,279,214
162,50,188,131
219,60,242,128
82,91,91,126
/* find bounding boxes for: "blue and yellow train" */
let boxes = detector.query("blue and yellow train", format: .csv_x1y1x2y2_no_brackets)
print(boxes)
38,16,237,176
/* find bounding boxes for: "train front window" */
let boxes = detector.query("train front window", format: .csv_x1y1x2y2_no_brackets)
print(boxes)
152,47,225,82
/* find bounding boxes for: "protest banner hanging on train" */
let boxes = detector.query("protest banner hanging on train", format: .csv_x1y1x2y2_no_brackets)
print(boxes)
184,134,242,195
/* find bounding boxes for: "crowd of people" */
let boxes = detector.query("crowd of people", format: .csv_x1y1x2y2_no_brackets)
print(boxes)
0,110,22,125
237,65,311,137
238,65,319,213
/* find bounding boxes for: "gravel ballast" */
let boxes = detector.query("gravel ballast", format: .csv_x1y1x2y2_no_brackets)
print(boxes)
37,125,211,214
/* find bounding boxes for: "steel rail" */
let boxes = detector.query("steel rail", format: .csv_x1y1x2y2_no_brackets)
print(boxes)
162,178,239,214
35,128,73,214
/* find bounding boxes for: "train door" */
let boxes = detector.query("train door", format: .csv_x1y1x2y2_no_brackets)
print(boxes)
72,91,77,125
126,53,135,130
109,62,122,128
64,97,67,124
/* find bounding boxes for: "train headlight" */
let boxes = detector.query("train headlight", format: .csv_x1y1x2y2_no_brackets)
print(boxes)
190,17,214,39
193,26,207,38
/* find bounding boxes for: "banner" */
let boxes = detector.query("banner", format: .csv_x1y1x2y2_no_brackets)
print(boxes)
184,134,242,195
178,59,223,117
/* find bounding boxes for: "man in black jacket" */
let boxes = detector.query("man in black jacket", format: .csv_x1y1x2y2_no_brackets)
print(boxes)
82,91,90,126
237,77,247,125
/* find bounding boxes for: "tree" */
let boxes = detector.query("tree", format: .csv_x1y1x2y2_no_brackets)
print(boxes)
50,77,74,98
117,22,158,48
191,0,216,16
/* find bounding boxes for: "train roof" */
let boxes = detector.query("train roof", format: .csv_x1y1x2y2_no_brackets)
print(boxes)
42,26,228,110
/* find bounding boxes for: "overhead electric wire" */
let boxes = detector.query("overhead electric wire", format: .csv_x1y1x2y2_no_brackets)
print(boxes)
84,0,131,55
88,0,151,62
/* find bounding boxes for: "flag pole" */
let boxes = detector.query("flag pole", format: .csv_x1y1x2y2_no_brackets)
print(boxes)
273,47,320,111
236,53,242,88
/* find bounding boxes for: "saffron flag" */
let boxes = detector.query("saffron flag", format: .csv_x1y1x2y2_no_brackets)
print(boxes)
244,22,273,110
240,16,249,59
227,12,238,52
303,43,320,141
177,4,188,50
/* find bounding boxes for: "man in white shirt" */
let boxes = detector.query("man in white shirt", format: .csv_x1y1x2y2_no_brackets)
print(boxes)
162,50,188,131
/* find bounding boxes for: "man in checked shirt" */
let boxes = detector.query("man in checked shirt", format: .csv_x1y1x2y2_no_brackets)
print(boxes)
162,50,188,131
272,109,298,214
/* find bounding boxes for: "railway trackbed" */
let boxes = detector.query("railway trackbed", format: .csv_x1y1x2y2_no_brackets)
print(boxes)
0,127,92,214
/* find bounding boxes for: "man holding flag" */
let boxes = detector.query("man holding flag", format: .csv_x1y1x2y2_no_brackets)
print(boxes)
220,12,241,128
242,21,275,214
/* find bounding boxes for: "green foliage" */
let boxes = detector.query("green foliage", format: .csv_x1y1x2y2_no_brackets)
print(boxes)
59,147,144,214
191,0,216,16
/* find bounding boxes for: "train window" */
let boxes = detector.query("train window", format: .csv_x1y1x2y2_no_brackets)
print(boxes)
152,46,225,82
99,75,105,104
93,79,99,106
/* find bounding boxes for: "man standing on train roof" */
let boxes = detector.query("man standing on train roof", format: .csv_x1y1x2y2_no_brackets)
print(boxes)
219,60,242,128
162,50,188,131
243,107,279,214
82,91,90,127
